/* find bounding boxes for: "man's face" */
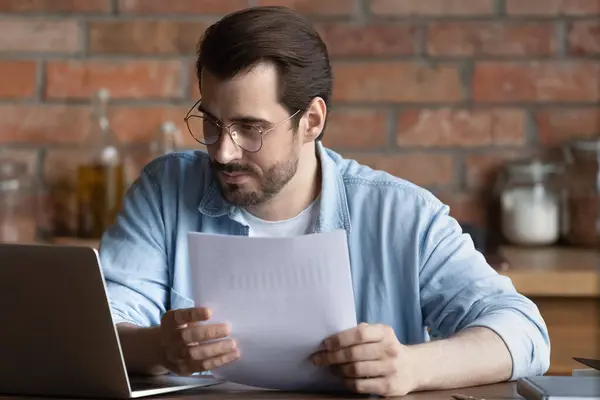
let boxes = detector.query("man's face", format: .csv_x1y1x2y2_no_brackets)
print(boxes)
199,63,302,207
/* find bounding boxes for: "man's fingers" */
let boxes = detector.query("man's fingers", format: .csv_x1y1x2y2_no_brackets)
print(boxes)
334,360,397,379
182,339,237,361
165,338,239,375
191,349,240,372
323,323,386,350
175,307,212,326
344,377,391,396
162,307,211,329
177,323,230,345
312,343,383,366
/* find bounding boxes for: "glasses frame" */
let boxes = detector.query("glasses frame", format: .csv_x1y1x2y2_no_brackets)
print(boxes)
184,98,301,153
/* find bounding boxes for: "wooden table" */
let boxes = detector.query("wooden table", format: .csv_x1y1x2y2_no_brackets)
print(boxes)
500,246,600,375
0,382,521,400
198,382,521,400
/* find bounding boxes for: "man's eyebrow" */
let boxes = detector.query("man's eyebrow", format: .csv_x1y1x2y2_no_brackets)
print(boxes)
197,104,271,126
197,104,217,120
232,115,272,126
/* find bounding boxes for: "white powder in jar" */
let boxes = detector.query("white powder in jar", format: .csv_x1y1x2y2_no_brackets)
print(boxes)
501,186,560,246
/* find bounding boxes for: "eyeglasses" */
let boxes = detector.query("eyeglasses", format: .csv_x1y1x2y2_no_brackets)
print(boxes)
184,99,301,153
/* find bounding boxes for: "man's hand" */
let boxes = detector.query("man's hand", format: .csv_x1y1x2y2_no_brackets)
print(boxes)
160,307,240,376
310,323,417,397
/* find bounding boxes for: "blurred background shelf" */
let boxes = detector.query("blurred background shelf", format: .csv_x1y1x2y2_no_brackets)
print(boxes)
498,245,599,376
501,245,600,298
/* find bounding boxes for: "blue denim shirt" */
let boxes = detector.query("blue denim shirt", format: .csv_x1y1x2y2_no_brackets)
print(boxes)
99,142,550,381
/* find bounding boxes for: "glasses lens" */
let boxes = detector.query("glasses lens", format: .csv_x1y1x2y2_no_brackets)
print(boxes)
231,123,262,152
187,114,220,145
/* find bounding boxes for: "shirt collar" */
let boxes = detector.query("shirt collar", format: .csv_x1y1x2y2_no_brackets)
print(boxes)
197,142,351,234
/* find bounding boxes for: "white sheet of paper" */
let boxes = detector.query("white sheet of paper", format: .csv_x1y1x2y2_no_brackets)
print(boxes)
187,230,357,392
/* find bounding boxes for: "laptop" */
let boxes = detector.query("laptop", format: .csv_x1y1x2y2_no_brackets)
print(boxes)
517,376,600,399
0,243,222,398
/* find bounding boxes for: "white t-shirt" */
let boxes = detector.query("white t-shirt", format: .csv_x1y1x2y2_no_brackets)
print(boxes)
240,198,320,237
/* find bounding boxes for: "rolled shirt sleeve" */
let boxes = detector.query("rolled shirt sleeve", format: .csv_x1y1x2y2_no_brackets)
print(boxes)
98,164,170,328
418,203,551,380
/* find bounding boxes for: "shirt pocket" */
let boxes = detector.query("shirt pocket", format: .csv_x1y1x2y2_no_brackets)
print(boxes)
169,287,195,310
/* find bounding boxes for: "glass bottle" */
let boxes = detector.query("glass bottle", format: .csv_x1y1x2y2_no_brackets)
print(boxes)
498,158,564,246
149,121,181,157
0,158,37,243
76,89,125,239
562,138,600,247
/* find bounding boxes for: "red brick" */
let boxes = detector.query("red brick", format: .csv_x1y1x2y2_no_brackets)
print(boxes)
190,68,201,100
397,108,526,147
187,58,204,99
0,19,80,54
0,61,36,99
89,21,208,55
506,0,600,15
316,23,415,56
427,22,555,56
257,0,356,15
0,0,108,12
333,62,462,103
45,60,184,99
109,105,201,148
473,62,600,102
118,0,248,14
569,21,600,55
321,109,388,150
465,151,527,189
349,153,455,186
435,191,486,225
370,0,494,16
0,105,91,144
537,107,600,146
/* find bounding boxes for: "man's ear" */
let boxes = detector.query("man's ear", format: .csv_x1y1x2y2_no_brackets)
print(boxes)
302,97,326,144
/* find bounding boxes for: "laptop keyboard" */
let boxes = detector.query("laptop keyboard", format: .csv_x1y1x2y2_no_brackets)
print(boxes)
130,380,175,391
129,375,217,392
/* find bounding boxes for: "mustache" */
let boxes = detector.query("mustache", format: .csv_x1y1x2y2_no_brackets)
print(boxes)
211,160,255,174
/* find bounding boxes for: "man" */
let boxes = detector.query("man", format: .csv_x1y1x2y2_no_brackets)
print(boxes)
99,6,550,397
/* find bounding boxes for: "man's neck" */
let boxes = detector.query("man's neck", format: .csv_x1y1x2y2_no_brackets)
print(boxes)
246,145,321,222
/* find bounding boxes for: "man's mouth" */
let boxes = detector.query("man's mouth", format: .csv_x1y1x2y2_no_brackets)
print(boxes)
220,171,251,184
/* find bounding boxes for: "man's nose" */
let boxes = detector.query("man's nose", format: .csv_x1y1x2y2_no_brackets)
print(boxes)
212,128,242,165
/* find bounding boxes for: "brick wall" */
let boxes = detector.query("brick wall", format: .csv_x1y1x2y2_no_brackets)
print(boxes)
0,0,599,233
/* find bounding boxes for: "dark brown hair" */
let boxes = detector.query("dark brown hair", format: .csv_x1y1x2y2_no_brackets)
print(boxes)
195,6,333,140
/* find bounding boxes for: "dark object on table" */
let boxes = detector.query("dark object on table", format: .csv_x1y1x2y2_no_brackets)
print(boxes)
460,223,510,272
517,375,600,400
573,357,600,371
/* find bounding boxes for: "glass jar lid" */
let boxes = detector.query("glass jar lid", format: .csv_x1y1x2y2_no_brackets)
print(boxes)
568,137,600,152
504,158,564,179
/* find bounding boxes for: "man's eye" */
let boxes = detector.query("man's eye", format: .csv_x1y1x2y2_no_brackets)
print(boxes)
239,124,260,133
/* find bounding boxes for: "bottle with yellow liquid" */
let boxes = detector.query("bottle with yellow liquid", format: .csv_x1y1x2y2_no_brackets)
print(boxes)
76,89,125,239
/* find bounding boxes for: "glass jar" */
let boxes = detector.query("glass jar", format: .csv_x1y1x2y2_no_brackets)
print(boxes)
498,159,564,246
0,158,38,243
562,138,600,247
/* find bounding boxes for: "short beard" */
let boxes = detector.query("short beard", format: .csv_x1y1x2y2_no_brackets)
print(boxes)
211,154,299,207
